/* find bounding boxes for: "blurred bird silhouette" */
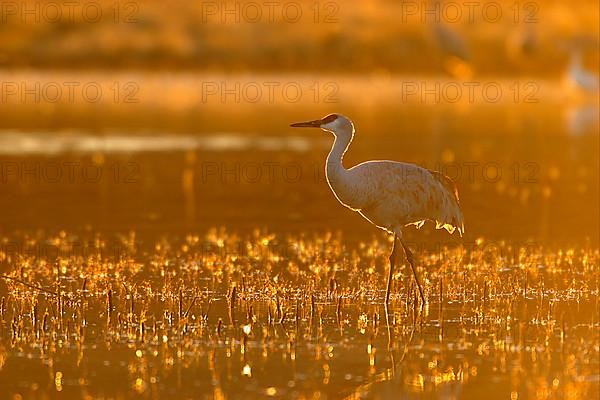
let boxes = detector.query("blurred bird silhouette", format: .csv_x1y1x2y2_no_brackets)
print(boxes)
559,35,599,94
506,24,538,65
565,49,599,93
429,0,473,78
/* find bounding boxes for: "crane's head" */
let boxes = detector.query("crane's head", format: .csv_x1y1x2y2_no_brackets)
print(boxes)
290,114,354,139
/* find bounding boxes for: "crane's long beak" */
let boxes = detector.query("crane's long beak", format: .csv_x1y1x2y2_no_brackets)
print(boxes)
290,119,322,128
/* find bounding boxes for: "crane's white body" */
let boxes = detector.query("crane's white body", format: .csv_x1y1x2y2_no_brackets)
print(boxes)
322,116,464,239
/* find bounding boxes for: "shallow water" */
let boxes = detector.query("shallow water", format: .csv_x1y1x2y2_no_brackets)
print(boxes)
0,233,598,399
0,122,597,244
0,73,598,398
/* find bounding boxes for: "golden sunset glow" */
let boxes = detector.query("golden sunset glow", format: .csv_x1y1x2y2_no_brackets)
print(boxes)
0,1,598,399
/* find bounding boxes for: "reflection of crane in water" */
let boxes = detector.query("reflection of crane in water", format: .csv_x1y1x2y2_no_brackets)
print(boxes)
565,103,599,136
429,0,473,78
290,114,464,306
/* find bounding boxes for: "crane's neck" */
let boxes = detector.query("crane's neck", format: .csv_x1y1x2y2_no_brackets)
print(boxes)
326,128,353,179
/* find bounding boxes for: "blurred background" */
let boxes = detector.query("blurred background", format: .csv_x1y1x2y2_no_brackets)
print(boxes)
0,3,598,398
0,0,598,246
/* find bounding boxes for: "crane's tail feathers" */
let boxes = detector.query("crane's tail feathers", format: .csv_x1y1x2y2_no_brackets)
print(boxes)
405,170,464,236
428,169,464,236
408,218,464,236
436,220,464,237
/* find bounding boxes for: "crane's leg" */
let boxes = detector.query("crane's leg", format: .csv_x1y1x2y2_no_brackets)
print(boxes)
401,240,425,306
385,234,398,305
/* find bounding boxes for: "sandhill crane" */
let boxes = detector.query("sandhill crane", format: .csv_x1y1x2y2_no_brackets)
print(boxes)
291,114,464,306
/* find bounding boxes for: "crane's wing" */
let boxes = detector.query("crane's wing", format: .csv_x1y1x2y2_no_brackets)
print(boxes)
344,161,464,236
428,170,460,206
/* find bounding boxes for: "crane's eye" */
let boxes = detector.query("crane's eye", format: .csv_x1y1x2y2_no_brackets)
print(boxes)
322,114,338,124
